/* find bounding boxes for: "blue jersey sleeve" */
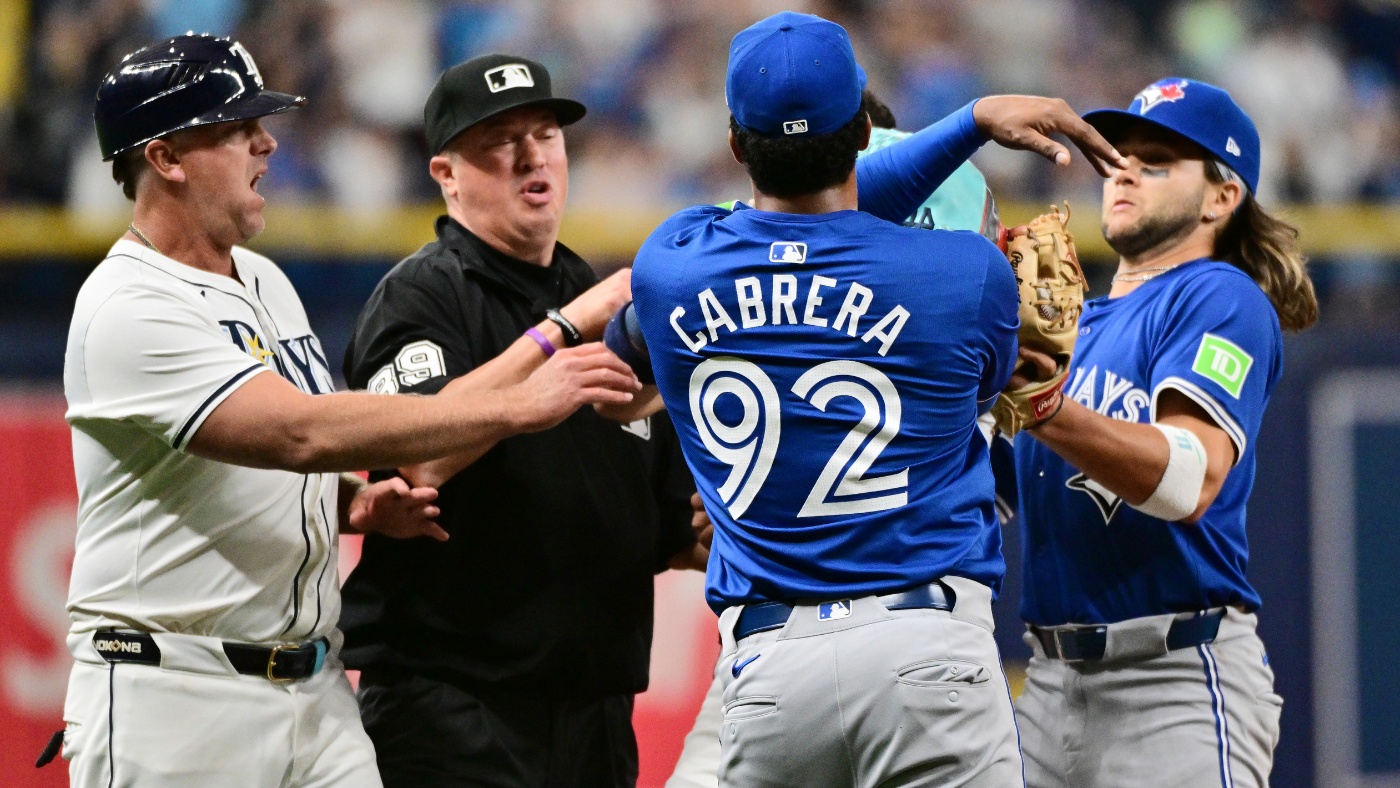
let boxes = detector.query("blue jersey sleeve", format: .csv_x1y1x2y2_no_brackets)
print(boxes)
1146,267,1282,463
856,101,987,224
977,242,1019,405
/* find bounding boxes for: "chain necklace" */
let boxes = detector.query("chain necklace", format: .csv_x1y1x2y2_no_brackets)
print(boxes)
1112,265,1175,283
128,223,162,256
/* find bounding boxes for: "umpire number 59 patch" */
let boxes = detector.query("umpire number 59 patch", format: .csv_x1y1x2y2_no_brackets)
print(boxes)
1191,333,1253,399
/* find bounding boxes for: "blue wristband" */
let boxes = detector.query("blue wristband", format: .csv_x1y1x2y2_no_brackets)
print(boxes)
603,302,655,385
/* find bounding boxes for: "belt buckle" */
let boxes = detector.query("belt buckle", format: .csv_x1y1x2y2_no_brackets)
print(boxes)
266,643,296,682
1052,629,1084,663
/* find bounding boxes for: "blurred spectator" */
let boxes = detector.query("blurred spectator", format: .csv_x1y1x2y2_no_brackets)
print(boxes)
0,0,1397,209
1222,15,1377,202
566,123,674,210
11,0,150,204
326,0,435,130
1169,0,1248,80
874,0,985,130
436,0,547,72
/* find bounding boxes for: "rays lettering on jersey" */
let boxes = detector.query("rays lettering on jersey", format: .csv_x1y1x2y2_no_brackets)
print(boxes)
669,275,910,357
219,320,334,395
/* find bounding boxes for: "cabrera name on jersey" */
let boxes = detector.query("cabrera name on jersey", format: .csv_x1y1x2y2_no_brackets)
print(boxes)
631,203,1018,610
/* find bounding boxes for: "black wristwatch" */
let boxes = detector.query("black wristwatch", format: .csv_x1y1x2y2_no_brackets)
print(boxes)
545,309,584,347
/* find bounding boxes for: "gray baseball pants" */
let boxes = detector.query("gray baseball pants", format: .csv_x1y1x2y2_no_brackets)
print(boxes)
1015,607,1282,788
714,576,1025,788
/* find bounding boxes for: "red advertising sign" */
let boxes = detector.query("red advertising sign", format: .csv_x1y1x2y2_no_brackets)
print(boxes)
0,395,78,788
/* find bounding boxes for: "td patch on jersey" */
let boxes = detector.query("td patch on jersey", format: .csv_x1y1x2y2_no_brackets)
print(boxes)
1192,333,1253,398
769,242,807,263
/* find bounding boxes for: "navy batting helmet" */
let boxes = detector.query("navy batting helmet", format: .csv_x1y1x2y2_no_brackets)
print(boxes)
95,34,305,161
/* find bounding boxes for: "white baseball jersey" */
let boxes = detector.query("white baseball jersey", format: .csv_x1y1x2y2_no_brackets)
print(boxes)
63,239,340,650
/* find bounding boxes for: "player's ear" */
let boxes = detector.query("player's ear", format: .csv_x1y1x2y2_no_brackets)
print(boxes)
428,154,458,198
858,113,872,152
728,129,744,165
1205,177,1242,224
144,138,187,184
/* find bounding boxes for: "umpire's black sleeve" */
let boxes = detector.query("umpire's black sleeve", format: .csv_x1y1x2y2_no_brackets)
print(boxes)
344,271,478,396
650,412,699,572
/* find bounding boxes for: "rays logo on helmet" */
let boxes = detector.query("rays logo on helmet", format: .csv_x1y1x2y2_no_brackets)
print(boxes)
1134,80,1188,115
228,41,264,89
485,64,534,93
769,242,807,263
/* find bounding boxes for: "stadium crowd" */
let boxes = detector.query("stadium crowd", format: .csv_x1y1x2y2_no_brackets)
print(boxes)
2,0,1398,213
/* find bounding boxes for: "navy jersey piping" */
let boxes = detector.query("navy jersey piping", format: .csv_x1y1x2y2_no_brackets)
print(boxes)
172,364,263,450
282,475,312,637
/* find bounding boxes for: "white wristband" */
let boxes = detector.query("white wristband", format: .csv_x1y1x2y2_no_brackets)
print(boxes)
1130,424,1208,522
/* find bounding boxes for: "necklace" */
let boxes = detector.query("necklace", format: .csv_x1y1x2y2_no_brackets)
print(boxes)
128,223,162,255
1112,265,1174,283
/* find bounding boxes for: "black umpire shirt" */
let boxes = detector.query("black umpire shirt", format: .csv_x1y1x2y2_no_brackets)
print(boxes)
340,216,697,699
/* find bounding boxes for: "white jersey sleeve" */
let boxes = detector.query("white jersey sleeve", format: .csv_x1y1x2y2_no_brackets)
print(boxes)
71,282,270,450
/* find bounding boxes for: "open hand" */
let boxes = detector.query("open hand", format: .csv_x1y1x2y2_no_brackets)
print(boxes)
348,477,448,541
973,96,1128,177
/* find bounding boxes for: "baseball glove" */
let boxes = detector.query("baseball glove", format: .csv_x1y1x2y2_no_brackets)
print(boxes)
991,203,1086,436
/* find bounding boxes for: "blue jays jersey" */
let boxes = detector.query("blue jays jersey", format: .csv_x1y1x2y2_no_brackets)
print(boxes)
631,203,1019,612
1016,260,1283,626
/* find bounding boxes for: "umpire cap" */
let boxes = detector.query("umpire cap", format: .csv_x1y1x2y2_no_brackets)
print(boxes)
425,54,586,155
95,34,306,161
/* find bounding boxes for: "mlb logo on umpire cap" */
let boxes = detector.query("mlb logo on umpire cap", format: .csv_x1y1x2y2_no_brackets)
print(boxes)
783,119,809,135
485,64,534,93
769,242,807,263
818,600,852,621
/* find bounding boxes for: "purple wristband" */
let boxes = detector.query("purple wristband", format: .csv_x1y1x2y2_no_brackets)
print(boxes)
525,326,557,357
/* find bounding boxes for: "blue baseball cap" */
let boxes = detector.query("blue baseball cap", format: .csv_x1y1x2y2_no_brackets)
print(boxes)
726,12,867,138
1083,78,1260,193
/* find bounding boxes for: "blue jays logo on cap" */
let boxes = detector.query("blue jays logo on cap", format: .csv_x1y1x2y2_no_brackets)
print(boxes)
1082,78,1262,195
727,12,868,138
769,242,807,263
1133,80,1187,114
818,600,852,621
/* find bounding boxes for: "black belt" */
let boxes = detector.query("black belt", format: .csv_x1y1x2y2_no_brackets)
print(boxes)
1031,610,1225,662
92,631,328,681
734,581,957,640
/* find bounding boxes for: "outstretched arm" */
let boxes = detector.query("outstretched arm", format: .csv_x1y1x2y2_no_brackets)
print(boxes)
396,268,633,488
187,344,640,474
856,96,1127,224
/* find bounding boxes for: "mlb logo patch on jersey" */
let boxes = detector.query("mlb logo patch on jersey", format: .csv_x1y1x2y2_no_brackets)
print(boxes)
818,600,852,621
783,119,808,135
769,242,807,263
485,64,533,92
